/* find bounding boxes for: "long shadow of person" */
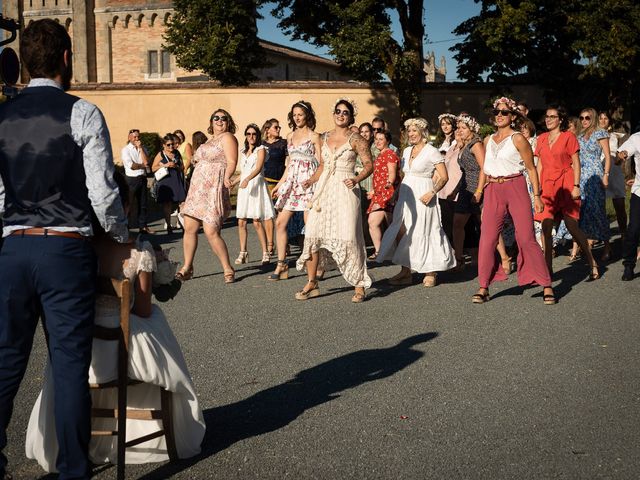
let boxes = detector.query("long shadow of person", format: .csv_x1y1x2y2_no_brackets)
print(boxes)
134,332,438,479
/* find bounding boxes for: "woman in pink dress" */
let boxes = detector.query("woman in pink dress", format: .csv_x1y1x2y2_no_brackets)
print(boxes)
177,109,237,284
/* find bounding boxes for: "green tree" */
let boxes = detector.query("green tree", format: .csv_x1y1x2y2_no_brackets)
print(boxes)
266,0,426,121
163,0,266,86
450,0,640,118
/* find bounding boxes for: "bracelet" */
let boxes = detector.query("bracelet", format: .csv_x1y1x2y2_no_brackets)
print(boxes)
604,172,610,176
474,189,483,194
574,184,580,187
534,193,540,197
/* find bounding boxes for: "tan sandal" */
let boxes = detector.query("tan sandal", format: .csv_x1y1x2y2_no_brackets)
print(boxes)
175,267,193,282
223,269,235,284
472,289,490,304
351,287,366,303
268,260,289,280
423,273,437,288
295,280,320,300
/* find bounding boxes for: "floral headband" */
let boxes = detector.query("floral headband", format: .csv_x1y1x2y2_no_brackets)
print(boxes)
493,96,517,110
438,113,457,123
404,117,429,131
332,97,358,117
457,114,480,133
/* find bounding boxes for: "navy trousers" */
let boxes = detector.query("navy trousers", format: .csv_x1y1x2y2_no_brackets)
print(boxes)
622,193,640,269
0,235,96,480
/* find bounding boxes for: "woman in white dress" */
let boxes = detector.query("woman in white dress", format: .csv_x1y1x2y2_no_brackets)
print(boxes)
233,124,276,266
295,98,373,303
377,118,456,287
26,174,205,471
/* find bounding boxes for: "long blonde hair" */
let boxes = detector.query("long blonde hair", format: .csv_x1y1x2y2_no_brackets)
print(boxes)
578,107,598,139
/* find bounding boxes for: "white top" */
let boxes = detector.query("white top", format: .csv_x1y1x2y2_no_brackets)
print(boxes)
121,142,147,177
618,132,640,197
402,143,444,176
484,133,525,177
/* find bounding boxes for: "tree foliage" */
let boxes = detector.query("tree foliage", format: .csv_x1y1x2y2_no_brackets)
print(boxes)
163,0,266,86
266,0,426,120
450,0,640,109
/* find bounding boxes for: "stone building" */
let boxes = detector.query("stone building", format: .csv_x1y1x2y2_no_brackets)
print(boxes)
1,0,355,84
2,1,445,85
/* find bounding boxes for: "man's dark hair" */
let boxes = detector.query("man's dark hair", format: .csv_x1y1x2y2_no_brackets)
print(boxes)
20,19,71,79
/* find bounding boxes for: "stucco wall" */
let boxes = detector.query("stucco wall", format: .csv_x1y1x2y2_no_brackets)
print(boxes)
71,82,545,164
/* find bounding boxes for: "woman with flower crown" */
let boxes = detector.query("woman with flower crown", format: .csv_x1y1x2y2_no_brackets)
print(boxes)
295,98,373,303
473,97,555,305
269,100,322,281
377,118,456,287
26,172,205,471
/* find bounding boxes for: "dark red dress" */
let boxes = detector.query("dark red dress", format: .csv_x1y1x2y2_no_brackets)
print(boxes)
367,148,400,213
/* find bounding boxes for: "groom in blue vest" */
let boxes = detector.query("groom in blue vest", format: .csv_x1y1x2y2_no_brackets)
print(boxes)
0,19,129,480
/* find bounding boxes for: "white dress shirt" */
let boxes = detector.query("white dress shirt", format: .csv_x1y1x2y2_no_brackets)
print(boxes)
121,142,147,178
618,132,640,197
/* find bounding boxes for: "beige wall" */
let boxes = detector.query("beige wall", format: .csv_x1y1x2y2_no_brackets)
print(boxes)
71,83,545,164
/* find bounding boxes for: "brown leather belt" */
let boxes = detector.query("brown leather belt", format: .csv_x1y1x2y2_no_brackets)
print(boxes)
487,173,523,184
10,228,85,239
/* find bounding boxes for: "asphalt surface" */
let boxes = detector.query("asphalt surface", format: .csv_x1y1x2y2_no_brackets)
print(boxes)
4,218,640,479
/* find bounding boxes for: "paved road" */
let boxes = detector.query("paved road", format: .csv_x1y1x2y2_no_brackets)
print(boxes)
5,219,640,479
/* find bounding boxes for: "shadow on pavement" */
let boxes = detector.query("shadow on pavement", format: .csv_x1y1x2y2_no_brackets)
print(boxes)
134,332,438,479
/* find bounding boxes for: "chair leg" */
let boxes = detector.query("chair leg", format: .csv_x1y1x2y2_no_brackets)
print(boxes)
116,343,128,480
160,388,178,461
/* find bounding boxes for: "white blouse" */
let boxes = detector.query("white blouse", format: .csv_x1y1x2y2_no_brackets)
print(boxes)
484,133,525,177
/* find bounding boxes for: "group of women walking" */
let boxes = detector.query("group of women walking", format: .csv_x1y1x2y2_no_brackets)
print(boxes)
171,95,630,304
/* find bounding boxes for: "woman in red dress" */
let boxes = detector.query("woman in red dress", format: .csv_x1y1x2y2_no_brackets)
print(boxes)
366,130,400,259
535,105,598,278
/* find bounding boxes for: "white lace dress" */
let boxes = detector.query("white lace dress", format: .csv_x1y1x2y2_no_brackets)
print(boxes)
296,133,372,288
236,145,276,220
26,241,205,470
377,144,456,273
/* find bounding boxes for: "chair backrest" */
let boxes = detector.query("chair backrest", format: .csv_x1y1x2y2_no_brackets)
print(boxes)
94,277,132,350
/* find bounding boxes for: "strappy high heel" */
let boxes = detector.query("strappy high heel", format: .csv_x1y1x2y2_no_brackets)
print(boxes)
261,251,270,265
589,264,600,281
351,287,366,303
234,251,248,265
268,260,289,280
501,256,513,275
295,280,320,300
266,242,274,256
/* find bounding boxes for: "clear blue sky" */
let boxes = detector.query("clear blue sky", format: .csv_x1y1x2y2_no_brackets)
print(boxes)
257,0,481,82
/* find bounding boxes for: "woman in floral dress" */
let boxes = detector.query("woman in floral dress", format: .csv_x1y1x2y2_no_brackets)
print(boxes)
269,101,321,280
177,108,237,284
366,129,400,259
577,107,612,260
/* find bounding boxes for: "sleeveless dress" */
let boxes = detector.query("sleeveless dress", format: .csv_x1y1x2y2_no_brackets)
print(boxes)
235,145,276,220
578,130,610,241
367,148,400,213
296,133,372,288
26,241,205,470
605,132,625,199
181,136,231,230
377,144,456,273
274,135,318,212
455,137,482,215
156,151,187,203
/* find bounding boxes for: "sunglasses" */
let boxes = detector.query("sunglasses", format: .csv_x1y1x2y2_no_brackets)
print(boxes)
372,127,384,132
545,114,559,119
579,115,591,121
272,125,281,130
212,115,228,122
334,109,350,116
493,109,512,116
245,132,258,136
165,143,174,147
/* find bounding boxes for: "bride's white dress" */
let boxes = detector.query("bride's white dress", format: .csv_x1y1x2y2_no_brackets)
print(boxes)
377,144,456,273
25,241,205,471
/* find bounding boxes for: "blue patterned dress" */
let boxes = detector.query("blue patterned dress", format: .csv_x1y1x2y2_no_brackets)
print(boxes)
577,129,610,241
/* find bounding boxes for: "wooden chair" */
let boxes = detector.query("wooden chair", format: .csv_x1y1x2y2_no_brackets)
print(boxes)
90,277,177,480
